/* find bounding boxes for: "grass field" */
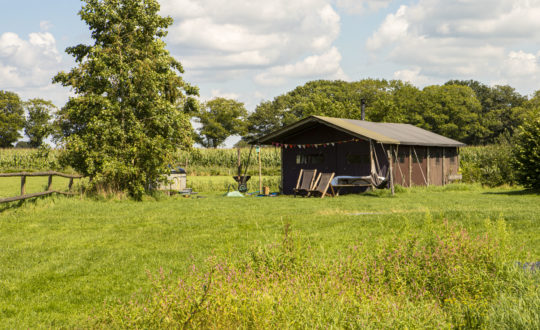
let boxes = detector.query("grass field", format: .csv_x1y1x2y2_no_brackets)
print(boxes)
0,179,539,328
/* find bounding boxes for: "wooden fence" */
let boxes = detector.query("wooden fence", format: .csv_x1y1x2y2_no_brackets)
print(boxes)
0,171,83,204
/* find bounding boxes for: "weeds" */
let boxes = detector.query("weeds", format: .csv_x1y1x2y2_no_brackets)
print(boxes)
95,218,539,328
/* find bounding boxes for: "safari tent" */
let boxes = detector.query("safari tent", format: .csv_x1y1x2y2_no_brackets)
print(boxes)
252,116,465,195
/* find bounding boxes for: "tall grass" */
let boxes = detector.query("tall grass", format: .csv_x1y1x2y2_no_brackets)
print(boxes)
94,218,539,329
187,176,280,193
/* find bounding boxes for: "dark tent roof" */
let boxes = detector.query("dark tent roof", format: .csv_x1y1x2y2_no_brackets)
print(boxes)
254,115,466,147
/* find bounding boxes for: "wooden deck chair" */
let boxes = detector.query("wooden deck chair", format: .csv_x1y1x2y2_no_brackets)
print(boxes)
293,169,317,197
307,172,335,198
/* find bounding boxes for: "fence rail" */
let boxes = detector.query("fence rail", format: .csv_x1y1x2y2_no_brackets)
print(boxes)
0,171,83,204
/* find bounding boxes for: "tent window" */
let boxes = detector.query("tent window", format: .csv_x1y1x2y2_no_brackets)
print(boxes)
347,153,370,164
296,154,324,165
413,152,425,163
398,150,407,163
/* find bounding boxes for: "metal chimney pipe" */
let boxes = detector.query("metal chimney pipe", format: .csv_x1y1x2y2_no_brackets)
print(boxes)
361,99,366,120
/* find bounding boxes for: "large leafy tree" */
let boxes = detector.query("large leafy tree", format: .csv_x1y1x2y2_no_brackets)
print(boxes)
195,98,248,148
53,0,198,197
0,91,25,148
417,85,483,143
246,79,421,139
445,80,527,144
24,99,56,147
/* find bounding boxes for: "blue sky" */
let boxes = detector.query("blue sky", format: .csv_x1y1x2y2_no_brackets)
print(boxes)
2,0,540,114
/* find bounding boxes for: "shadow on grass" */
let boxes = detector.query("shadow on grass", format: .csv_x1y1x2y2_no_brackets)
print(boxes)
0,199,30,213
483,189,539,196
0,194,64,213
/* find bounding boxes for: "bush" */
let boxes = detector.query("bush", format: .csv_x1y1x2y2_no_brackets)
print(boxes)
460,143,516,186
94,218,539,328
513,117,540,189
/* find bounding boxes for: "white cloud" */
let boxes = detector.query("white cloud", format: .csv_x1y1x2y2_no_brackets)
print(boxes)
367,0,540,93
366,5,408,51
0,31,68,105
392,67,431,86
40,21,53,31
255,47,348,85
209,89,241,101
502,51,539,77
335,0,392,14
160,0,344,84
0,32,61,87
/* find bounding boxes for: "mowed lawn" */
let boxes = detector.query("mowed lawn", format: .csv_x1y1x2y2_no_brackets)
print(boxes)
0,179,539,328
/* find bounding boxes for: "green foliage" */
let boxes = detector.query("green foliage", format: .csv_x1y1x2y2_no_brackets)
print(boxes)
247,79,537,147
416,85,483,143
53,0,198,198
195,98,248,148
174,147,281,176
445,80,528,144
23,99,56,147
460,143,517,186
246,79,422,140
0,147,63,172
0,147,282,176
513,116,540,189
0,90,25,148
246,80,489,144
95,219,538,328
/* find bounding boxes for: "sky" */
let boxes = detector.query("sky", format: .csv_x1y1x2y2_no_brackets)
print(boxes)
1,0,540,117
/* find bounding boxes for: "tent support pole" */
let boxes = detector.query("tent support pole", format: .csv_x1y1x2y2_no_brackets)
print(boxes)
442,148,446,185
408,146,412,187
412,146,428,185
426,147,430,186
393,146,405,185
387,146,394,195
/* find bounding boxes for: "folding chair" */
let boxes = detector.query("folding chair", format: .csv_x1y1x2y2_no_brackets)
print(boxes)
307,172,335,198
293,169,317,197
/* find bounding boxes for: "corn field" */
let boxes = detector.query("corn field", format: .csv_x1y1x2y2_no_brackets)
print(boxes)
0,148,63,172
0,147,282,176
173,147,281,176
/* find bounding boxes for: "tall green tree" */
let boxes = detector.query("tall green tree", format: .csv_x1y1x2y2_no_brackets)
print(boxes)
24,99,56,147
417,85,483,143
0,91,25,148
53,0,198,197
195,98,248,148
246,79,421,139
513,117,540,189
445,80,527,144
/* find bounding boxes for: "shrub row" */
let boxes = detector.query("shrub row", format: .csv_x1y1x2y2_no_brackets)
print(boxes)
460,144,516,186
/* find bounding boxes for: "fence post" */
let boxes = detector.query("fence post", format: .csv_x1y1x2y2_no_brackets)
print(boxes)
21,175,26,195
69,178,74,191
47,175,53,191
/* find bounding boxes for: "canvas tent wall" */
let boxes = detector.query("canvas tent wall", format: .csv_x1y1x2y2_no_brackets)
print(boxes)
252,116,465,195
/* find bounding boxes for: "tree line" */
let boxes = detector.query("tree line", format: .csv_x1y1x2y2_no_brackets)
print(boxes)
3,79,538,150
237,79,537,146
0,91,56,148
